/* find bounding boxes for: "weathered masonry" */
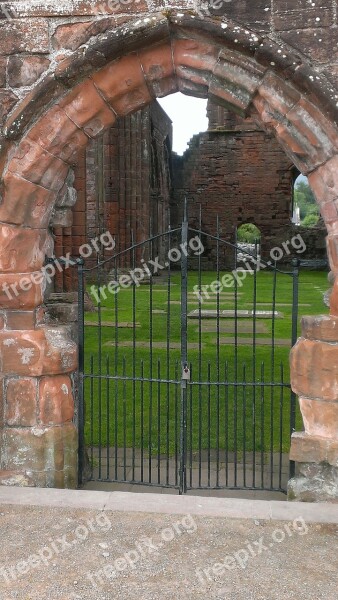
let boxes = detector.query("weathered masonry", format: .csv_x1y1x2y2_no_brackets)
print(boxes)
0,1,337,500
69,98,325,275
54,100,173,291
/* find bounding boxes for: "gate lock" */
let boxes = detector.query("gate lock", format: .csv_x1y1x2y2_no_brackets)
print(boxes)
182,365,191,381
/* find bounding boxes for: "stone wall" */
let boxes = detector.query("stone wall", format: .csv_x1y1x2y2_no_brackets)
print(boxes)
171,103,295,264
53,100,172,290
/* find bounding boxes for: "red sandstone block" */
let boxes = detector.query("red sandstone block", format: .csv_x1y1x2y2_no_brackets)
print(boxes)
287,98,338,154
173,38,219,73
255,72,300,118
0,19,49,55
139,42,174,82
92,54,153,116
51,208,73,228
5,310,38,330
0,58,6,87
0,377,3,427
8,137,69,192
5,377,37,426
0,272,45,310
320,200,338,225
0,327,77,376
327,235,338,273
59,79,116,138
290,337,338,401
0,224,52,274
0,90,18,127
301,314,338,343
7,55,50,88
27,105,88,165
0,171,57,228
2,423,77,472
330,278,338,317
290,431,338,467
299,397,338,439
52,17,122,51
39,375,74,425
308,155,338,205
53,20,98,51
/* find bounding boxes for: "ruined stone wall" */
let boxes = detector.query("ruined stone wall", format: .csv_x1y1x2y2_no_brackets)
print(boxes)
53,100,172,290
172,103,294,263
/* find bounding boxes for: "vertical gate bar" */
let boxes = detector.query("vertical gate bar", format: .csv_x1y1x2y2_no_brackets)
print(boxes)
207,361,211,487
198,204,202,488
149,221,154,485
77,258,85,486
243,362,247,488
141,360,144,483
114,258,119,481
234,230,238,488
290,259,299,479
252,240,258,488
166,230,172,486
106,355,110,480
225,361,229,486
279,362,284,490
260,362,265,489
90,355,94,479
96,256,102,480
216,216,220,487
175,360,179,487
131,234,136,482
189,363,193,489
179,200,188,495
270,264,277,490
123,355,127,481
157,359,161,485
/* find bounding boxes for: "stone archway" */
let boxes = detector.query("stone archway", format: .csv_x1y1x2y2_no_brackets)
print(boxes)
0,13,338,498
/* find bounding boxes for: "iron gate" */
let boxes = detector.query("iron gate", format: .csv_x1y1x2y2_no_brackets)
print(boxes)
77,210,299,493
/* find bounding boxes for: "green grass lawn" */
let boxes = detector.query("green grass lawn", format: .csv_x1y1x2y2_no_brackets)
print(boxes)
82,269,329,456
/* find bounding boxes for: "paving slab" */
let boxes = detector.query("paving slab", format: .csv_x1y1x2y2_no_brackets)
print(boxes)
0,489,337,599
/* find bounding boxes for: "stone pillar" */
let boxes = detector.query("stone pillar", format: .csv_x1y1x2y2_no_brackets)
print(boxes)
288,313,338,501
0,223,78,488
0,310,78,488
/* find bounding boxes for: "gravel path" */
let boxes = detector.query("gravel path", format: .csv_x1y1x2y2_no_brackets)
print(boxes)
0,504,337,599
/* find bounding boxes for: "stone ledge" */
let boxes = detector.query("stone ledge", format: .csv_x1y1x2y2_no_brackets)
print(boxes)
0,487,338,521
290,432,338,467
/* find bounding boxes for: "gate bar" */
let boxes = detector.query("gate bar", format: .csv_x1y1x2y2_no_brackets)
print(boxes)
77,257,85,486
179,199,189,494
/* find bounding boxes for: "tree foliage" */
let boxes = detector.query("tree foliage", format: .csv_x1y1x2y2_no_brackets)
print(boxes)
294,179,320,227
237,223,261,243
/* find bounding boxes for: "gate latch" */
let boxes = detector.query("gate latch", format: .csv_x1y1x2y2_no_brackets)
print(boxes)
182,365,191,381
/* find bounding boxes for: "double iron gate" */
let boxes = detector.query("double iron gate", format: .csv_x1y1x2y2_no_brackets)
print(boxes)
77,211,299,494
